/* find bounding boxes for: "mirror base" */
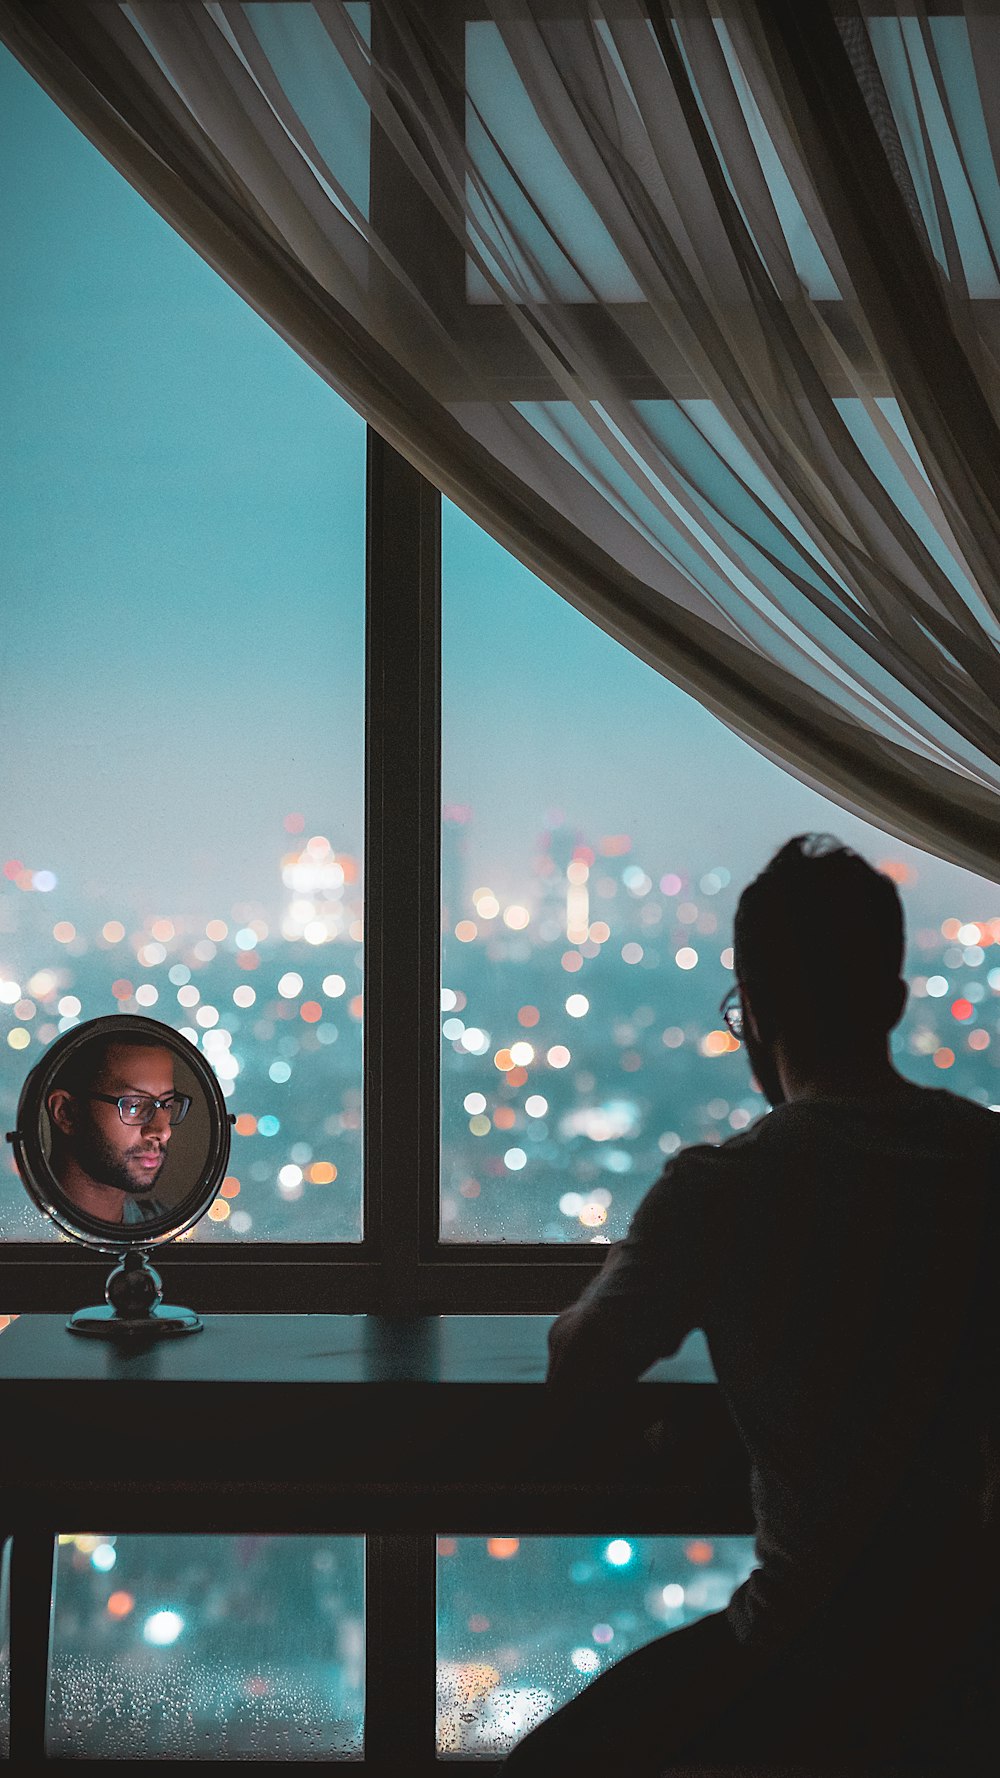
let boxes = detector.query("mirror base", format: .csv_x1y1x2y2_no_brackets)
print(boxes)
67,1304,203,1339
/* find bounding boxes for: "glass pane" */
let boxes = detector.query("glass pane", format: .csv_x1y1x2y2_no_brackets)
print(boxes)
867,16,1000,298
0,50,365,1242
441,499,1000,1240
465,20,837,304
436,1533,756,1760
48,1534,364,1760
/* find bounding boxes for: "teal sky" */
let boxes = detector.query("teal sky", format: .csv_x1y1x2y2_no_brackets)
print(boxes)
2,45,996,933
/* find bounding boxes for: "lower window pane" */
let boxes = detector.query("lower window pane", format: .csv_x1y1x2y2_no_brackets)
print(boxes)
436,1533,756,1759
48,1535,364,1760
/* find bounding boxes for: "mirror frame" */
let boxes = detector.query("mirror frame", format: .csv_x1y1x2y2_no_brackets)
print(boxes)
9,1013,233,1252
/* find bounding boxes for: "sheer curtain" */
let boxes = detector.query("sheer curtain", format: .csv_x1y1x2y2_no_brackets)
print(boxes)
3,0,1000,876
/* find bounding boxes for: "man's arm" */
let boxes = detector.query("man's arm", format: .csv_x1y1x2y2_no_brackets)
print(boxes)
547,1242,666,1386
546,1152,717,1387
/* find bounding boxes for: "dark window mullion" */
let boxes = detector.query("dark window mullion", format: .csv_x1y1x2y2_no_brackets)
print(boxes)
6,1532,54,1764
364,432,442,1311
364,1533,438,1771
365,0,455,1307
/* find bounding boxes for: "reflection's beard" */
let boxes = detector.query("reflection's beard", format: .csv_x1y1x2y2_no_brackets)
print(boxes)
742,1023,786,1108
70,1122,167,1196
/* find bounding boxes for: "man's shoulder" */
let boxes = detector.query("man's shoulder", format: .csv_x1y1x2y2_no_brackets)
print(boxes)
662,1085,1000,1186
674,1112,780,1175
643,1118,773,1207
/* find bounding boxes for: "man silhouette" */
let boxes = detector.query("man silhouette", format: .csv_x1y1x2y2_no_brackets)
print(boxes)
47,1036,187,1227
502,835,999,1774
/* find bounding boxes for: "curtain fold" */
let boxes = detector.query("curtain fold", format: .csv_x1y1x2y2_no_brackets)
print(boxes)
3,0,1000,878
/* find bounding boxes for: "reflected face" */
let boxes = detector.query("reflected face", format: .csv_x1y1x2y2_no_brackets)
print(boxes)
49,1043,177,1198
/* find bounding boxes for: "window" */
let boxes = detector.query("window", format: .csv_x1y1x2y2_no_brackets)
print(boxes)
2,6,997,1771
441,496,1000,1245
436,1533,756,1760
3,3,998,1308
46,1534,364,1760
1,44,366,1265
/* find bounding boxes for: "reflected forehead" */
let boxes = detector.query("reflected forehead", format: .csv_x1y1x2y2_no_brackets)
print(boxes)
91,1044,176,1093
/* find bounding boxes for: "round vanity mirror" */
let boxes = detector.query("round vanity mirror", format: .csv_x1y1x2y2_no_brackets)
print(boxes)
7,1014,232,1337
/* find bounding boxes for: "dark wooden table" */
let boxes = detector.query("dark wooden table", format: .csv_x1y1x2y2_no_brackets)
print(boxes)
0,1314,751,1767
0,1312,749,1531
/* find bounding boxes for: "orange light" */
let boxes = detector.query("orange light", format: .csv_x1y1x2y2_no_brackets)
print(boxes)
437,1537,457,1556
207,1199,231,1221
589,921,611,943
459,1178,480,1198
0,1314,18,1333
493,1107,516,1130
685,1540,714,1565
599,835,632,856
106,1591,134,1618
151,919,175,943
238,951,259,971
507,1066,528,1088
941,918,961,940
220,1177,241,1199
951,998,974,1021
487,1537,520,1560
561,951,583,973
455,920,478,943
969,1030,990,1051
494,1048,514,1072
300,1000,322,1023
701,1029,730,1057
518,1006,540,1027
309,1162,337,1184
110,979,133,1001
206,920,228,942
102,920,125,943
349,995,363,1019
933,1047,955,1069
877,859,913,885
234,1114,257,1137
579,1203,607,1227
52,921,75,944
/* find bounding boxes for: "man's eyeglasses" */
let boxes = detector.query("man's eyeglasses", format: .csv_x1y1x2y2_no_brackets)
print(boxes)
719,986,744,1042
87,1092,190,1127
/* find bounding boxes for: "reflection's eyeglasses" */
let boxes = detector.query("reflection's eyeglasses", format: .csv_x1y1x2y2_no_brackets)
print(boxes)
87,1092,190,1127
719,986,744,1042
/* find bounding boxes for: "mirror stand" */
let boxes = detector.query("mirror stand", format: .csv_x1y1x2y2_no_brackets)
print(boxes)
67,1248,203,1339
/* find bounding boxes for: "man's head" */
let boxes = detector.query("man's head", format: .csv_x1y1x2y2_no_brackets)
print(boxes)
732,834,907,1105
47,1037,181,1205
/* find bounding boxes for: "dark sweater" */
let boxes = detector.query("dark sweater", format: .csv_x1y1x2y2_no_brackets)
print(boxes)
555,1084,1000,1656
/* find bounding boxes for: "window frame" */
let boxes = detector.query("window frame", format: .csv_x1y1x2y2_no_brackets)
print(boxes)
1,430,607,1315
0,0,611,1315
0,7,978,1773
2,0,974,1316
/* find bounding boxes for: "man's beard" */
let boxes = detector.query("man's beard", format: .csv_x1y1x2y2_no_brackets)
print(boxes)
70,1122,166,1195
